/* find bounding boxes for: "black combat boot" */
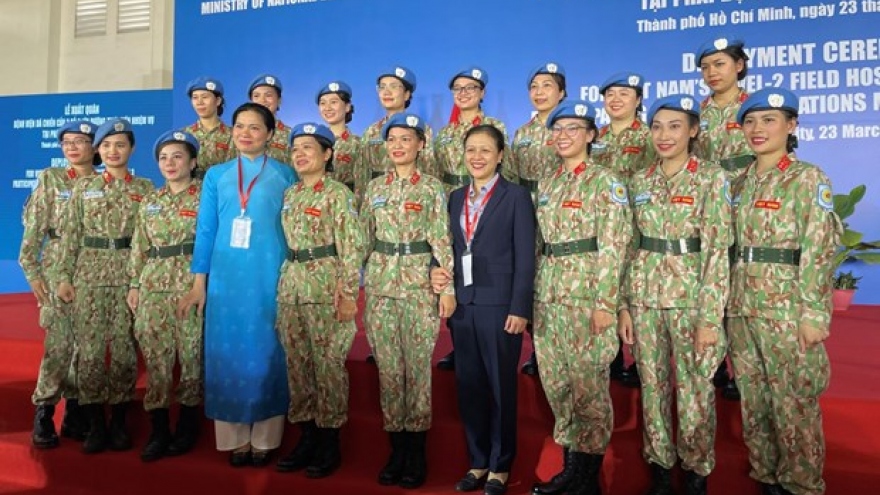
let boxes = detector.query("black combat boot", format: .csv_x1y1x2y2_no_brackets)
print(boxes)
398,431,427,489
166,405,200,456
306,427,342,478
378,431,408,485
108,402,132,451
82,403,108,454
60,398,88,441
437,351,456,371
712,360,730,388
531,447,578,495
521,351,539,376
276,420,318,472
761,482,793,495
568,453,603,495
645,462,673,495
141,408,172,462
684,470,708,495
32,405,59,449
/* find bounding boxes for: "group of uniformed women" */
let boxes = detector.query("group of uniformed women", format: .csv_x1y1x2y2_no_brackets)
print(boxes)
20,33,839,495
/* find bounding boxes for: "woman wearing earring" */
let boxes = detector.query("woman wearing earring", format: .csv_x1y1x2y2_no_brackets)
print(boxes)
619,95,731,495
316,80,361,196
530,101,631,495
249,74,292,165
183,76,235,178
728,88,840,495
178,102,297,468
127,131,203,462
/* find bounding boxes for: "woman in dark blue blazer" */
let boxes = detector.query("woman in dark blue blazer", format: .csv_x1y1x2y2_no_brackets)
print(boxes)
432,124,536,495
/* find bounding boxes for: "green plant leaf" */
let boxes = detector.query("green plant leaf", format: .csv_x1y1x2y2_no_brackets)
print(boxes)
852,253,880,264
833,194,854,220
850,184,866,204
840,228,863,247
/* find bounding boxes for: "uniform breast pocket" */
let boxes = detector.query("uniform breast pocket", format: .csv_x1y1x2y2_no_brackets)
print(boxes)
745,263,797,313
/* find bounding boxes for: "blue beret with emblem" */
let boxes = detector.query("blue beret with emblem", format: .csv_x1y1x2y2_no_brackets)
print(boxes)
153,129,200,160
547,100,596,128
449,66,489,89
377,66,417,92
315,80,353,104
187,76,224,97
289,122,336,148
697,36,745,63
58,120,97,142
248,74,283,97
381,112,427,140
599,72,645,95
94,118,134,148
736,88,799,125
527,61,566,88
647,94,700,126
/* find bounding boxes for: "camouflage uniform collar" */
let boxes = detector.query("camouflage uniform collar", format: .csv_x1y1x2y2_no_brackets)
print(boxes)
191,120,226,132
102,170,133,183
159,182,198,196
554,161,588,178
453,112,483,127
599,119,641,138
386,169,421,185
701,89,749,110
66,166,96,179
746,153,795,178
338,128,352,141
276,120,288,131
296,177,325,192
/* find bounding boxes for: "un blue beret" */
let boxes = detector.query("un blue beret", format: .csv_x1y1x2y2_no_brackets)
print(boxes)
527,62,566,88
248,74,283,96
377,66,417,92
381,112,427,140
94,118,134,148
449,66,489,89
736,88,799,125
697,36,745,63
58,120,97,142
315,80,353,104
153,130,200,160
646,94,700,125
546,100,596,128
186,76,224,96
289,122,336,147
599,72,645,94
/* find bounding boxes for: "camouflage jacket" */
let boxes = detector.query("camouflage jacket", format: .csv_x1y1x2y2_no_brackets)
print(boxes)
183,121,236,174
359,116,436,208
433,114,507,193
696,91,751,166
509,116,561,189
267,120,292,165
593,119,655,182
329,128,361,193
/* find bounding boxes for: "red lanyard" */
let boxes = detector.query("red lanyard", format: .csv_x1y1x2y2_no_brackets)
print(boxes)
463,179,499,247
237,155,267,214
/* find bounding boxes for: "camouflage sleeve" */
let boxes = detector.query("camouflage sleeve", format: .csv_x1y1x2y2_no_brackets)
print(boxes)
618,193,641,313
426,182,455,297
419,125,438,179
595,175,633,314
697,170,733,329
360,180,376,263
127,202,149,288
351,138,366,211
58,180,85,285
503,128,522,184
334,187,365,300
795,168,841,330
18,172,50,282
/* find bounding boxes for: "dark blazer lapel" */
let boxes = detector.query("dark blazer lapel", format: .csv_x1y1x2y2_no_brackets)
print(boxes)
449,187,466,245
473,177,508,239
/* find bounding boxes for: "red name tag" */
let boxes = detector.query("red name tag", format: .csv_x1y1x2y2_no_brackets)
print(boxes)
404,202,423,212
305,207,322,217
754,200,781,210
337,154,352,163
623,146,643,154
726,122,741,131
269,142,286,149
671,196,694,205
216,142,229,150
129,194,143,202
562,200,582,209
179,209,197,218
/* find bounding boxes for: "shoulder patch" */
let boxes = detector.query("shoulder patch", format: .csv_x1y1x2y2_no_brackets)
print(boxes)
610,181,629,204
723,180,733,205
817,183,833,211
633,191,651,206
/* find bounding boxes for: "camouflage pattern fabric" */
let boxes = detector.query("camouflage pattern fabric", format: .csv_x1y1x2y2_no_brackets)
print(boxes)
508,116,561,187
267,120,292,165
592,119,655,182
183,121,236,174
358,117,436,208
330,128,362,197
696,91,751,167
433,114,507,193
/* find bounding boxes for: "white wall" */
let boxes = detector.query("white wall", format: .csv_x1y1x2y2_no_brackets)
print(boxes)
0,0,174,96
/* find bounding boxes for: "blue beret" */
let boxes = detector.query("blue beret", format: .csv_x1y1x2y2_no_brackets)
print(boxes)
599,72,645,94
153,130,200,160
381,112,427,140
248,74,283,96
58,120,97,142
94,118,134,148
449,66,489,89
377,66,417,92
646,94,700,126
289,122,336,147
527,62,565,88
546,100,596,128
736,88,799,125
697,36,745,63
186,76,224,96
315,80,353,104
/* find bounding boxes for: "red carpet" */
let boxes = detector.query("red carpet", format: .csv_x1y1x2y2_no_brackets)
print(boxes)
0,292,878,494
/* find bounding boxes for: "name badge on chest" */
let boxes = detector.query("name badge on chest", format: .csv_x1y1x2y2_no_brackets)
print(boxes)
462,250,473,287
230,211,252,249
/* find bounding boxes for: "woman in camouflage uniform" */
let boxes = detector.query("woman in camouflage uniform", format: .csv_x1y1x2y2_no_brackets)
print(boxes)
183,76,235,178
249,74,292,165
316,80,361,197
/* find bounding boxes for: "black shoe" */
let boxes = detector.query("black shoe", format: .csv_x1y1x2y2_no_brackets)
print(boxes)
276,420,319,472
484,478,508,495
761,483,793,495
521,352,539,376
60,398,88,441
108,402,132,451
455,471,487,492
645,462,673,495
722,380,741,401
166,405,200,456
399,431,427,489
32,405,59,449
567,453,603,495
437,351,455,371
82,404,108,454
141,408,172,462
609,347,626,379
531,447,577,495
684,470,707,495
366,354,377,365
229,450,251,468
619,363,641,388
378,431,408,485
712,361,730,388
252,449,273,467
306,427,342,478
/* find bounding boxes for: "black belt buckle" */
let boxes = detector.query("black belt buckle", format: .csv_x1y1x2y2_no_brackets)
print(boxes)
401,243,412,255
561,242,573,256
740,246,754,263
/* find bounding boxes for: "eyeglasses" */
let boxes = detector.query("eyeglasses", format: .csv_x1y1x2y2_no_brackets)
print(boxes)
451,84,481,95
61,138,90,148
377,83,404,92
550,125,587,136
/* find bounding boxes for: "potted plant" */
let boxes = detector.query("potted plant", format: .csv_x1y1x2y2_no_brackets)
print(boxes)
831,185,880,311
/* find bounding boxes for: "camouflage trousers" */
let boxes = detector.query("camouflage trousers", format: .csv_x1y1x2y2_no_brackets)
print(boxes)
32,290,79,405
72,285,136,405
533,301,618,454
133,290,203,411
277,302,356,428
728,317,829,495
364,292,439,432
630,307,727,476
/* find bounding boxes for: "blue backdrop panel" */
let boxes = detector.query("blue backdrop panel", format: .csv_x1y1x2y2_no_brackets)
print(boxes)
0,90,172,293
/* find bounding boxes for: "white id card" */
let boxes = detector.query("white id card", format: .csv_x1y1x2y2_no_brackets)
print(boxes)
462,250,473,287
230,215,252,249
